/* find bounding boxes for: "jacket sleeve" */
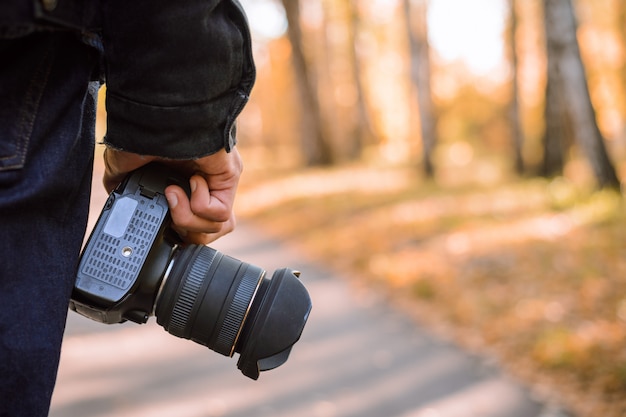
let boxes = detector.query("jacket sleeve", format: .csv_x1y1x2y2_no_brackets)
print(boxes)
101,0,255,159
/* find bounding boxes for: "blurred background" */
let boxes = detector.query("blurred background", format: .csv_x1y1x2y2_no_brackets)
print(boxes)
56,0,626,416
236,0,626,182
233,0,626,415
228,0,626,416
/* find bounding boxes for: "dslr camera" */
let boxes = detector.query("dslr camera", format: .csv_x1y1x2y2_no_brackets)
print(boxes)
70,163,312,380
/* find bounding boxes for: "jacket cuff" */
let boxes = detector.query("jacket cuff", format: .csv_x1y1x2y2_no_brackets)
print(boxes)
103,89,247,159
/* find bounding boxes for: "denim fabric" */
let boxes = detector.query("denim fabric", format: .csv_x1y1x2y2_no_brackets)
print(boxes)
0,33,99,417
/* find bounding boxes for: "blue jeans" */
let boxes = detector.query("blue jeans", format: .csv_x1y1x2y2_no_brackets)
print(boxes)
0,32,99,416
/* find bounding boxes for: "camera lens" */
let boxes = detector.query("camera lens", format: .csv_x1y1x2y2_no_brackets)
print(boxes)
154,245,311,379
155,245,263,355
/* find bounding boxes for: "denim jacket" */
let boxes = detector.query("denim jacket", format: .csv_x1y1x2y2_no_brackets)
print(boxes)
0,0,256,159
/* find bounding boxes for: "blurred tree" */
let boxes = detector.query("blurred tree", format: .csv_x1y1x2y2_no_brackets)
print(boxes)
507,0,525,175
541,64,570,177
402,0,437,177
619,0,626,135
315,0,376,161
541,0,620,189
280,0,334,165
345,0,378,159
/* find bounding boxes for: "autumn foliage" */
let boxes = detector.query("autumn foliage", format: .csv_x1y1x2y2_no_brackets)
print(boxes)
236,161,626,417
233,0,626,415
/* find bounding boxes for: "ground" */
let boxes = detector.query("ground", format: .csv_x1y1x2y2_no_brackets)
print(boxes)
235,160,626,417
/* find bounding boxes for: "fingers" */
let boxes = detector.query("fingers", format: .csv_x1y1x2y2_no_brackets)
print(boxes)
164,148,242,244
178,217,236,245
165,175,236,245
188,175,232,223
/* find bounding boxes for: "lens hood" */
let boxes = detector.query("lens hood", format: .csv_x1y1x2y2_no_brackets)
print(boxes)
237,268,312,380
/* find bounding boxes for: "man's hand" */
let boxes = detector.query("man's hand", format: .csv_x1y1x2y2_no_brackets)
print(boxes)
103,147,243,245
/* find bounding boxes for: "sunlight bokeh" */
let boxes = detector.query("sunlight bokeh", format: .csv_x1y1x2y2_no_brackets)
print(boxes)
428,0,507,77
242,0,509,78
240,0,287,39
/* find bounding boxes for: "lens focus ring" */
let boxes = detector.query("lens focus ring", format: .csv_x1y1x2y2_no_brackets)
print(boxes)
168,248,216,337
213,266,263,356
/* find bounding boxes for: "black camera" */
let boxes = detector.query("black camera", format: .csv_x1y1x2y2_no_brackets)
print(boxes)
70,163,312,380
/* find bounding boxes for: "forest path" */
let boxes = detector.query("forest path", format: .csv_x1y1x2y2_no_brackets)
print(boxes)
50,222,571,417
49,155,571,417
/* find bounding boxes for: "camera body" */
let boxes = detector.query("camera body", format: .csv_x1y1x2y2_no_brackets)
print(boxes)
71,163,312,379
71,163,183,325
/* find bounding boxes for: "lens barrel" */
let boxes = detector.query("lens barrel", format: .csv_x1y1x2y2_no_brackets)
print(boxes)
155,245,312,379
156,245,263,356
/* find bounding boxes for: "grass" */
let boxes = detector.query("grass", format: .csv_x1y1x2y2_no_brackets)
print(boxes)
235,159,626,417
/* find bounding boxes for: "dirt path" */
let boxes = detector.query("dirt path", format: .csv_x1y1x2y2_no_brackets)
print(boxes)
49,158,571,417
51,226,572,417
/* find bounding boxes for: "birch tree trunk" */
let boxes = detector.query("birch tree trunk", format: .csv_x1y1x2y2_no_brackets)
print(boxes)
542,0,620,189
403,0,437,177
